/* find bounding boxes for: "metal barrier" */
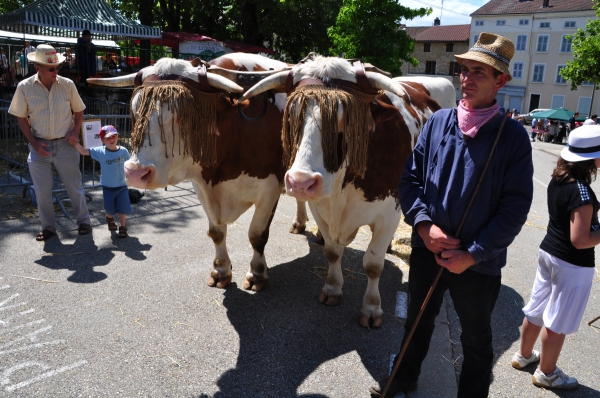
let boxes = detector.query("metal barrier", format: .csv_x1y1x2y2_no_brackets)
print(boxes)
0,99,133,218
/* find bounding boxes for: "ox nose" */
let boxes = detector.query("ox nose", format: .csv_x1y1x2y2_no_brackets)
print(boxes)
125,162,156,188
285,171,323,200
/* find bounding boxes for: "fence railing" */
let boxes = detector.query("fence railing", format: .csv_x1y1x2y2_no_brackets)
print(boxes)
0,98,132,217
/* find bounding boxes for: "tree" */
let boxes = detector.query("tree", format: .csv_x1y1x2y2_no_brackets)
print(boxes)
327,0,430,76
560,0,600,114
0,0,35,15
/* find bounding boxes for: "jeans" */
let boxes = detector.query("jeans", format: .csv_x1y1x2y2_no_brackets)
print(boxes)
393,247,501,398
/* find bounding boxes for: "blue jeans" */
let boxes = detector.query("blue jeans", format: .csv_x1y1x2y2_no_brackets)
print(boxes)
393,247,501,398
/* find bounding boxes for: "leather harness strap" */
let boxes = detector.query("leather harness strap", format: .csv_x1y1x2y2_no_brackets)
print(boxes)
134,64,218,93
353,60,378,95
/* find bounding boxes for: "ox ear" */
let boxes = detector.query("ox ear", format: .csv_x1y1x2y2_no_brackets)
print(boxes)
370,95,399,124
191,57,210,68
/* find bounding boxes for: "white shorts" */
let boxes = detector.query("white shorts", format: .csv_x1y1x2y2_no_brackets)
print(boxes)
523,249,594,335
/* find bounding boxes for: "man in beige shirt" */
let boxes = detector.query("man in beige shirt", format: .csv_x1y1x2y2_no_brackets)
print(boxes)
9,44,91,241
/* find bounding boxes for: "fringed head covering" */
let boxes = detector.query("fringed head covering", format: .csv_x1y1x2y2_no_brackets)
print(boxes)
282,84,380,177
130,80,220,166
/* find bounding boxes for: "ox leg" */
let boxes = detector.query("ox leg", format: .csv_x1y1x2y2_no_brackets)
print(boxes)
358,218,400,329
290,199,309,234
315,223,345,306
206,222,233,289
243,200,278,292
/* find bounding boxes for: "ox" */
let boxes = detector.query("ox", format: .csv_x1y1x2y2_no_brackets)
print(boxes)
88,53,309,291
240,55,455,327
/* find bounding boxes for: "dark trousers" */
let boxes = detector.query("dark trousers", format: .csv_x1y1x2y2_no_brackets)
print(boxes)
393,247,501,398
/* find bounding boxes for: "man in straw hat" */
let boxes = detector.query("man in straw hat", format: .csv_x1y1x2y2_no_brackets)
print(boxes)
370,33,534,397
8,44,91,241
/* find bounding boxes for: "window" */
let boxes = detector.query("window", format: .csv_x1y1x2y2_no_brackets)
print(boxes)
473,34,479,44
551,95,565,109
565,21,576,28
560,35,572,52
425,61,436,75
555,65,567,84
513,62,524,79
532,64,545,82
496,20,506,26
448,61,461,76
540,22,550,28
578,97,592,115
536,35,549,52
582,81,594,86
424,43,430,52
519,19,529,25
446,43,453,52
516,35,527,51
475,21,484,26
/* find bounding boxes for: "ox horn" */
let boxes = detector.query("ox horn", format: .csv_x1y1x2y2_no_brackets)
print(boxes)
365,71,406,98
238,70,289,101
87,73,137,87
205,72,245,93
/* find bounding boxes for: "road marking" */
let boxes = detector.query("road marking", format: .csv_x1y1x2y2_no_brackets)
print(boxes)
4,360,88,392
533,176,548,188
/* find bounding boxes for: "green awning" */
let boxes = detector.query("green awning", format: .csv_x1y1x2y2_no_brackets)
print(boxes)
0,0,161,40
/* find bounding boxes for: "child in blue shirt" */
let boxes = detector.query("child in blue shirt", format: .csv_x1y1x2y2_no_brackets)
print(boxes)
75,125,131,237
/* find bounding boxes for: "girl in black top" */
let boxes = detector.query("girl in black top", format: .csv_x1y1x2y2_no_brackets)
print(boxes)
511,125,600,390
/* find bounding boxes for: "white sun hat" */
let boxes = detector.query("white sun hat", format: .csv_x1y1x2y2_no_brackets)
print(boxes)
27,44,65,66
560,125,600,162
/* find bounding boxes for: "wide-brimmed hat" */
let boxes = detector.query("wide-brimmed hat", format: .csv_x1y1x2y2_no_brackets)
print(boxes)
561,125,600,162
82,29,92,36
99,125,119,140
27,44,65,65
455,32,515,81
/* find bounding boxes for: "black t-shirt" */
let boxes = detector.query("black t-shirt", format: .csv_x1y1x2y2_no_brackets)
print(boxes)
540,178,599,267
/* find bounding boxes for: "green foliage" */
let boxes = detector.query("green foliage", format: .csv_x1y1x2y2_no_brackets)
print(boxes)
560,0,600,90
0,0,35,15
327,0,430,76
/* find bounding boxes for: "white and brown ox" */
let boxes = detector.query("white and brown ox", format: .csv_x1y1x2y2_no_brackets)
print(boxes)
240,55,455,327
88,53,309,291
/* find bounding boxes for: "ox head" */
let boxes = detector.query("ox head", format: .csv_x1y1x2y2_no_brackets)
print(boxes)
239,55,408,201
88,58,247,190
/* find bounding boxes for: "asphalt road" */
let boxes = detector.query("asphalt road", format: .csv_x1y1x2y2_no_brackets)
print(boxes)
0,136,599,397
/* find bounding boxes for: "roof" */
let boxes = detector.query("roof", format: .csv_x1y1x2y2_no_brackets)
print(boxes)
0,29,118,48
415,25,471,42
404,24,470,42
0,0,161,39
472,0,595,16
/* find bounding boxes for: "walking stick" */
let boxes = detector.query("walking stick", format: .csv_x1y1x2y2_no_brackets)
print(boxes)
589,316,600,326
381,113,509,398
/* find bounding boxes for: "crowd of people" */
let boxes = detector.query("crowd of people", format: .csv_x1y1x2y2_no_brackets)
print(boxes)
3,32,599,397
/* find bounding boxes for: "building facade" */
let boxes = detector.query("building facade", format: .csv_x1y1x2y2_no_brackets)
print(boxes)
401,20,470,102
471,0,598,116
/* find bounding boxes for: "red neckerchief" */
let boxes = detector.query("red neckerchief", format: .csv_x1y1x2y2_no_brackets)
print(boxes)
457,99,500,138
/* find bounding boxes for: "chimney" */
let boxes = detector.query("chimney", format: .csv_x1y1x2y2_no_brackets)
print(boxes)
542,0,550,7
434,17,440,26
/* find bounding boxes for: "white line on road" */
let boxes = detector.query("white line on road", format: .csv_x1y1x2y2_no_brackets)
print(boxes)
0,340,65,356
4,360,88,392
533,176,548,188
395,292,408,318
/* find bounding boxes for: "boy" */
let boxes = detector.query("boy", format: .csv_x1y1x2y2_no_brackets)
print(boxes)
74,125,131,237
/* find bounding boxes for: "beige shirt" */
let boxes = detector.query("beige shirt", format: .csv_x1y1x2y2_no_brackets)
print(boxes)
8,74,86,140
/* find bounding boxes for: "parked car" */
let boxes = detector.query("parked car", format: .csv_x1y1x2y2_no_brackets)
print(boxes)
518,109,551,125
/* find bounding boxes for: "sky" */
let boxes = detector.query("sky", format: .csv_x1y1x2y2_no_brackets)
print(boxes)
401,0,489,27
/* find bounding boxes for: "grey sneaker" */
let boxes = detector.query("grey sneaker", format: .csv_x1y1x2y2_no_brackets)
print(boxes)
511,350,540,369
532,366,579,390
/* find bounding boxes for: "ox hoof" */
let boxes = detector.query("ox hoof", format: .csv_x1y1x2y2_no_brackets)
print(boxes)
315,230,324,245
207,270,232,289
243,276,268,292
289,223,306,234
358,312,383,329
318,292,342,306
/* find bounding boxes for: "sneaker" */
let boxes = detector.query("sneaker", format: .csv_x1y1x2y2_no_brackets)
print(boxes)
532,366,579,390
369,376,417,397
511,350,540,369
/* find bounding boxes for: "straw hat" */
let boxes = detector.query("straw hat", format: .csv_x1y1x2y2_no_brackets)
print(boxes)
455,32,515,80
27,44,65,66
560,125,600,162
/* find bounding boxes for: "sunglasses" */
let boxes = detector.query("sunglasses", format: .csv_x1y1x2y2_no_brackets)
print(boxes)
41,64,63,72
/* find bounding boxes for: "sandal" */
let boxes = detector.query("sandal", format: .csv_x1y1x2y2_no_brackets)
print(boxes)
36,229,55,241
118,226,128,238
78,223,92,235
106,216,118,231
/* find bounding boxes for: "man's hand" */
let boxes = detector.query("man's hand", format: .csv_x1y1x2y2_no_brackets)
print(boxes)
66,129,79,146
416,222,461,254
435,250,475,274
34,140,50,157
